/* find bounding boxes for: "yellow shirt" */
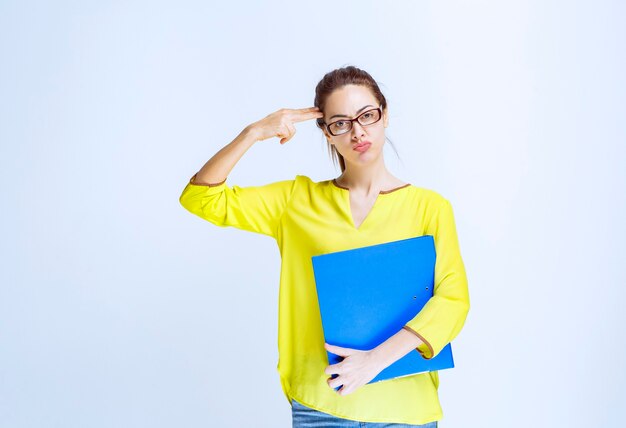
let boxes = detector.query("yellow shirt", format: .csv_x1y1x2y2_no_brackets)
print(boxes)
179,173,470,425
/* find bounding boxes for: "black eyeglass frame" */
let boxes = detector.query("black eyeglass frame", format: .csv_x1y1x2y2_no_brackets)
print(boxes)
318,104,384,136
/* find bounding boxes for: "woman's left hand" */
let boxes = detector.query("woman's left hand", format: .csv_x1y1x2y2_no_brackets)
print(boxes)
323,343,385,396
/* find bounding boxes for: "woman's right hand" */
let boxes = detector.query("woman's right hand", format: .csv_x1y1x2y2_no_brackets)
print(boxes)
248,107,325,145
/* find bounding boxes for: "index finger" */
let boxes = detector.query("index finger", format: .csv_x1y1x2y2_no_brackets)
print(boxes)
289,107,325,122
325,362,343,375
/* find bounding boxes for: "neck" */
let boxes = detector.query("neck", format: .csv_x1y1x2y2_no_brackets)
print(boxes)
337,158,393,196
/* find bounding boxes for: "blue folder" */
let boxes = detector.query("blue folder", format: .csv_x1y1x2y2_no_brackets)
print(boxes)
311,235,454,387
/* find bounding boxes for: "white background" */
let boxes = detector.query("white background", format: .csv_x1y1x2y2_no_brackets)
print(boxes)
1,1,624,427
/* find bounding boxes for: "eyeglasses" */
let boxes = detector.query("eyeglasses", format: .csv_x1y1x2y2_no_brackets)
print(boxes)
318,105,383,136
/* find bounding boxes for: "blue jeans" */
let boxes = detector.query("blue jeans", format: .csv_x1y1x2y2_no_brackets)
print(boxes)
291,398,438,428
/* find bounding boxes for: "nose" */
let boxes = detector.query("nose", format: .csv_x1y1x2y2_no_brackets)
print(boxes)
351,121,366,138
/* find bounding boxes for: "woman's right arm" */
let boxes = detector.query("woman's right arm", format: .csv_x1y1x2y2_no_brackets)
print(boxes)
190,125,259,186
180,107,323,238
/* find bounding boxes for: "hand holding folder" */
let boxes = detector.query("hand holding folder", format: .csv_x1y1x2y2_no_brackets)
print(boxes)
311,235,454,388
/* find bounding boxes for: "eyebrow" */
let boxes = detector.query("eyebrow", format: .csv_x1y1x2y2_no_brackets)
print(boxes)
328,105,375,120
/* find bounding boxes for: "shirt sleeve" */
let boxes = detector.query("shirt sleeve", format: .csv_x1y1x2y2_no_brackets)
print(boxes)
403,198,470,360
179,172,296,239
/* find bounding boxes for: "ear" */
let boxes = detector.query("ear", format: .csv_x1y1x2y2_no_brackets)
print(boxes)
322,129,334,145
383,107,389,128
318,119,333,143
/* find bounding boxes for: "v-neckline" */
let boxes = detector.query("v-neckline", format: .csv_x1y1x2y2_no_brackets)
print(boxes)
331,178,412,231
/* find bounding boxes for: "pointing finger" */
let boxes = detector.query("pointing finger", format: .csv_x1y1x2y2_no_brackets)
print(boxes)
290,108,325,123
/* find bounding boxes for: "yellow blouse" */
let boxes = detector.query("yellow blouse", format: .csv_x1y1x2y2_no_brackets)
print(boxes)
179,173,470,425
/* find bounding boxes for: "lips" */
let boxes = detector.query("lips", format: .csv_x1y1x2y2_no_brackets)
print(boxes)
353,141,371,150
353,142,371,152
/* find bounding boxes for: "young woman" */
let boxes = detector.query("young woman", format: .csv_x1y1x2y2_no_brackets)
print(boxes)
179,66,470,427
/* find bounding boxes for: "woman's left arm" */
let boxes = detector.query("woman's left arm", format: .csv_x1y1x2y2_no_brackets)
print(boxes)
368,327,430,369
401,198,471,360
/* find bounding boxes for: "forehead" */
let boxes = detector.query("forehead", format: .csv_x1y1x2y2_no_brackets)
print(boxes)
325,85,377,116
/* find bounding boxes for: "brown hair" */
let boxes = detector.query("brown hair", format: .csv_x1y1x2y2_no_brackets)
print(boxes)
314,65,399,172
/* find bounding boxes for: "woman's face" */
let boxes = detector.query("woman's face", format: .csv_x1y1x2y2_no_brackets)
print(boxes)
322,84,388,166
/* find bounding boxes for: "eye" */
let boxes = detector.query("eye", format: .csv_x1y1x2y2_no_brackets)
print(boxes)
336,121,347,127
362,112,373,119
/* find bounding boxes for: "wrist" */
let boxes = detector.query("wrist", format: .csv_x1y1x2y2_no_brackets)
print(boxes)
369,344,392,371
242,124,260,143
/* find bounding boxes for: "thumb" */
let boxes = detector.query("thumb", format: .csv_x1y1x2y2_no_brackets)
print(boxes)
324,342,352,356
